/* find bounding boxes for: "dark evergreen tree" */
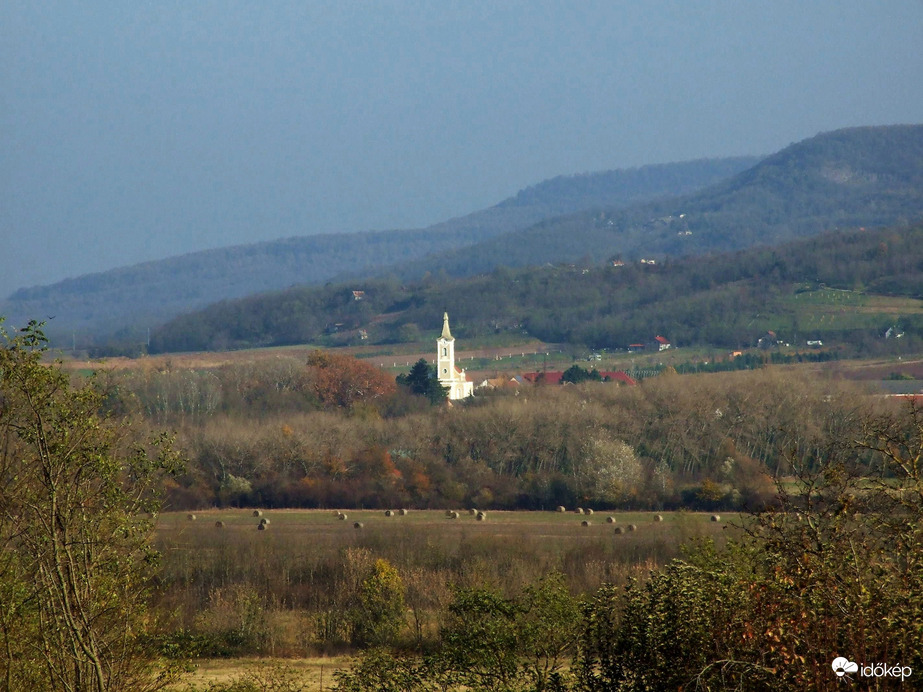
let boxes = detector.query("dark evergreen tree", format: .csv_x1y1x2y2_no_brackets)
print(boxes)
397,358,448,404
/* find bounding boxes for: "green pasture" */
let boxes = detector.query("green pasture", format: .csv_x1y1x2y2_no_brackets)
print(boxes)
783,288,923,332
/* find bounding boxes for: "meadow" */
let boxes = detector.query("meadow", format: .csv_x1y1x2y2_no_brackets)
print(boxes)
153,509,735,660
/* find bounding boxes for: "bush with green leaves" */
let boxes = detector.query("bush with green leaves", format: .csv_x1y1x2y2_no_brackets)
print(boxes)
350,558,407,648
0,321,182,691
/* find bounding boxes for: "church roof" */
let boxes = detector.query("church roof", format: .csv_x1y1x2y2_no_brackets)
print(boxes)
441,312,454,340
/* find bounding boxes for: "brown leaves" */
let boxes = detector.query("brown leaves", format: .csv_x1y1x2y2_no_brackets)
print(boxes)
306,351,395,409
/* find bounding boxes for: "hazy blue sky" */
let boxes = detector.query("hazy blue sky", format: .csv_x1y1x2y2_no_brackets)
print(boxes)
3,1,922,297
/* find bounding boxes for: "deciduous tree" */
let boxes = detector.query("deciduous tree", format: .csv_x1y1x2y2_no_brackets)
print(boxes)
0,322,182,691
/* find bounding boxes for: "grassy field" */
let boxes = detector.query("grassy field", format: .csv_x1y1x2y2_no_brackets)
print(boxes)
153,508,738,619
157,508,739,576
168,656,349,691
156,509,736,689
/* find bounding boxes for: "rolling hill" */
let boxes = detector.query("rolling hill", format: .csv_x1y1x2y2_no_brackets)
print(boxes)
1,157,757,342
148,221,923,355
374,125,923,281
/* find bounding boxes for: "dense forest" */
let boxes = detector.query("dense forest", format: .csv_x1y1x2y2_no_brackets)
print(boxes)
1,157,758,342
148,221,923,355
99,349,875,514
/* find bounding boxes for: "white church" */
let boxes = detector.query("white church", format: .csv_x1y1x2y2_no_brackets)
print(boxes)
437,312,474,400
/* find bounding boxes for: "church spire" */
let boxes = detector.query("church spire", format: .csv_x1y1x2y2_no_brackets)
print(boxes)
441,312,454,340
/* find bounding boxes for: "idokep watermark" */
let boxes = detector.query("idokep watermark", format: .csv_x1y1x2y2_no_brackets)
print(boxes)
832,656,913,682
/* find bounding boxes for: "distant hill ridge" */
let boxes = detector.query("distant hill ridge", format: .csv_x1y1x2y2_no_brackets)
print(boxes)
386,125,923,280
1,156,759,341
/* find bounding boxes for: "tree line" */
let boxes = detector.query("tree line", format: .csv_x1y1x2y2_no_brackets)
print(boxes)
146,221,923,355
99,352,878,513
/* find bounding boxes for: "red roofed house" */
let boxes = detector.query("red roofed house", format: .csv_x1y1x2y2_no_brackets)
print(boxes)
654,335,671,351
522,371,564,385
600,371,638,386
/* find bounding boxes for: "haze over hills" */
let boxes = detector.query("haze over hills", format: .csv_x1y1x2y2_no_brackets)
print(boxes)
6,124,923,348
0,156,758,342
374,125,923,281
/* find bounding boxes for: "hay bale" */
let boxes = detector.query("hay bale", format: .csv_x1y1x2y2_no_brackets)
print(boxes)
385,509,394,517
585,508,594,515
399,509,408,516
606,516,616,523
354,522,363,529
575,507,584,515
338,513,347,520
449,511,459,519
627,524,637,532
187,513,196,521
257,523,266,531
581,520,591,527
252,510,263,517
556,506,566,513
614,526,625,534
214,520,224,528
469,508,478,515
476,512,486,521
259,518,269,526
654,514,664,522
711,515,721,523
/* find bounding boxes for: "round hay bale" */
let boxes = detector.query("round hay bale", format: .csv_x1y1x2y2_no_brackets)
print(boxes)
399,509,408,516
614,526,625,534
585,508,594,515
476,512,486,521
385,509,394,517
469,508,478,515
445,509,454,518
627,524,637,532
575,507,584,515
259,518,269,526
606,516,616,523
581,520,591,527
353,522,363,529
556,506,566,513
711,514,721,523
654,514,664,522
257,523,266,531
214,520,224,528
449,511,459,519
338,513,347,520
187,513,196,521
252,510,263,517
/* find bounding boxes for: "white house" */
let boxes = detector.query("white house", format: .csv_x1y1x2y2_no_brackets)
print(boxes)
437,313,474,400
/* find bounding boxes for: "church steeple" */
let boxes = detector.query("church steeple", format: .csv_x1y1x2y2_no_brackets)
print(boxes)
436,311,473,400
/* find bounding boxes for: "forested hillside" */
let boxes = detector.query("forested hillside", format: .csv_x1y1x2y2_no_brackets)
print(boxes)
1,157,757,342
149,222,923,354
385,125,923,279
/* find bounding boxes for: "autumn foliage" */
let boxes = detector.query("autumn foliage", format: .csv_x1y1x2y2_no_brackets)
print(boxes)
306,350,396,408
